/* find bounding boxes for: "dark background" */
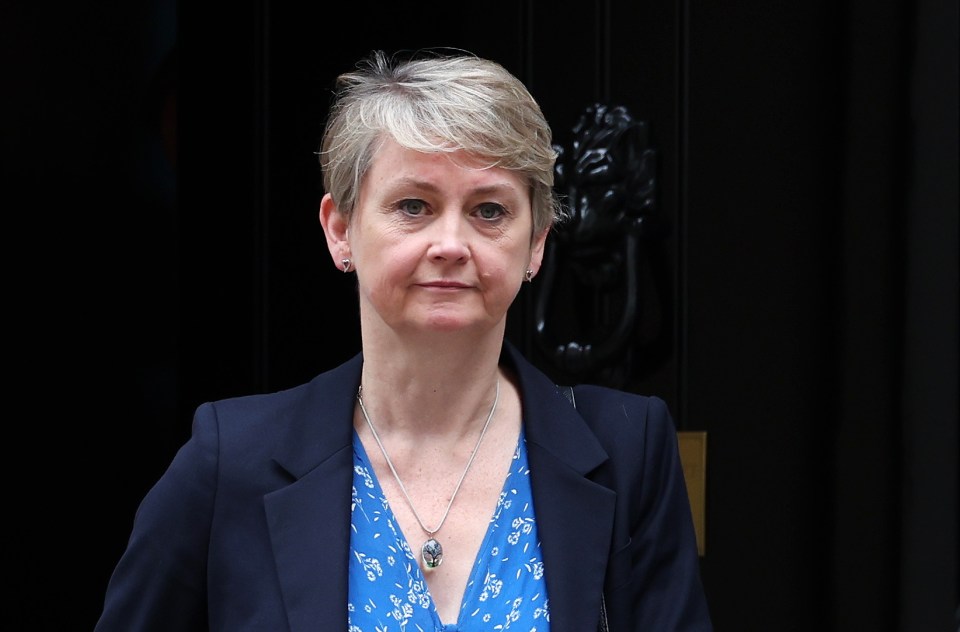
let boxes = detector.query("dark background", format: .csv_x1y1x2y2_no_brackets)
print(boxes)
5,0,957,630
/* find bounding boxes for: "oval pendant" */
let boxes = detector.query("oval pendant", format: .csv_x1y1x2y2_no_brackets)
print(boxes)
421,538,443,569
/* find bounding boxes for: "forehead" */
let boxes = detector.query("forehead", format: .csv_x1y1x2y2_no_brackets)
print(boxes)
364,138,527,194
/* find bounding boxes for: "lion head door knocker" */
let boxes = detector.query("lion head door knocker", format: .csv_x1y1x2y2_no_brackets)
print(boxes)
534,103,672,387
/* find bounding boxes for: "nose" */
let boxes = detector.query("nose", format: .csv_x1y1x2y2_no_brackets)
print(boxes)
426,212,470,263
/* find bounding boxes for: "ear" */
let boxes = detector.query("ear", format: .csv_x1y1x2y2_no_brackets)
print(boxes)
527,227,550,278
319,193,350,269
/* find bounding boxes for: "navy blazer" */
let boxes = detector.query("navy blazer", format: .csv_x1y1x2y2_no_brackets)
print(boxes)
95,342,711,631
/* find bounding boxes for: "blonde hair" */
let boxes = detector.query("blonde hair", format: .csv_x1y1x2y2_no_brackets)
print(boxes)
319,50,562,235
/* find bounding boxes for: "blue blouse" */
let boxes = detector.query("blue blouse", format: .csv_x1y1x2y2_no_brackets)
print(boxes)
348,429,551,632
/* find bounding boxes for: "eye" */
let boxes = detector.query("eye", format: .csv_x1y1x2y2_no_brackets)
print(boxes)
398,198,428,216
475,203,506,221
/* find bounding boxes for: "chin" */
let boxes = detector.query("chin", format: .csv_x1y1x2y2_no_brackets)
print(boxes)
420,317,479,332
406,312,496,335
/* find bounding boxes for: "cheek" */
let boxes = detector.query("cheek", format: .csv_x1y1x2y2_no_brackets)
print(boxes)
358,240,419,296
358,269,404,319
358,231,414,269
478,258,524,298
482,238,529,275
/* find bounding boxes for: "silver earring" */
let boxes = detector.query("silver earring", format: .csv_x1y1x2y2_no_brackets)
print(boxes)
342,258,352,273
525,269,534,282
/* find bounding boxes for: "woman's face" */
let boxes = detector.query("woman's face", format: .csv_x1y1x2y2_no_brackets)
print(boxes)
341,138,547,338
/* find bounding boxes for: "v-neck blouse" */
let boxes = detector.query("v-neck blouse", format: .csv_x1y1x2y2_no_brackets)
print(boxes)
347,429,550,632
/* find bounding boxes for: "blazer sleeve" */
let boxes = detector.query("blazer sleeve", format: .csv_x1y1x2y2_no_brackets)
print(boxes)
629,396,711,630
580,388,712,631
94,403,220,632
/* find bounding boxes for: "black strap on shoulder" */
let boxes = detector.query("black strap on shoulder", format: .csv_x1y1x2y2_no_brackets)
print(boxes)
558,384,576,409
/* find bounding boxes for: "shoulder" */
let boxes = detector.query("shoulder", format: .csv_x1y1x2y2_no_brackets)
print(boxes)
564,384,682,488
194,353,363,436
187,353,363,475
197,379,318,428
185,381,316,462
566,384,676,440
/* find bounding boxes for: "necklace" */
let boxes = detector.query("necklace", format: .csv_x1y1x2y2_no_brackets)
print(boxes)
356,379,500,570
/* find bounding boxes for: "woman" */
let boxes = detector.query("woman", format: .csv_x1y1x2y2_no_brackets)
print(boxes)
95,50,712,631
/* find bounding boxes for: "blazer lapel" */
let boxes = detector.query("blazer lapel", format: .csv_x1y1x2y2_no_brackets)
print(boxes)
264,354,363,632
506,345,615,632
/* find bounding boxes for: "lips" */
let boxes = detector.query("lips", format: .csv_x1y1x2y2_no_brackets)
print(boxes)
419,280,472,289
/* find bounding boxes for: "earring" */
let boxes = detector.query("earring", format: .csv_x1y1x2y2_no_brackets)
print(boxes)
341,258,352,273
525,269,534,282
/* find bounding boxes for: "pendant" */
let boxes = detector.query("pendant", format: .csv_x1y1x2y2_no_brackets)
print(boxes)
421,538,443,569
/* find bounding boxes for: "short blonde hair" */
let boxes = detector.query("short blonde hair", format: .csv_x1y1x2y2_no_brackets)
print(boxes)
319,50,562,236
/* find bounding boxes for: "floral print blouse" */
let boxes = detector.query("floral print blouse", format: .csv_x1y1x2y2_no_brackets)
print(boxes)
348,430,550,631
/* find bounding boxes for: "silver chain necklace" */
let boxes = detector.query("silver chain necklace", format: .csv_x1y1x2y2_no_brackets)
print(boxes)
356,379,500,570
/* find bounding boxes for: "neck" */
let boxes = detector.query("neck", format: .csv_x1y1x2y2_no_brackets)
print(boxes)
356,328,505,436
361,360,500,445
361,314,506,363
